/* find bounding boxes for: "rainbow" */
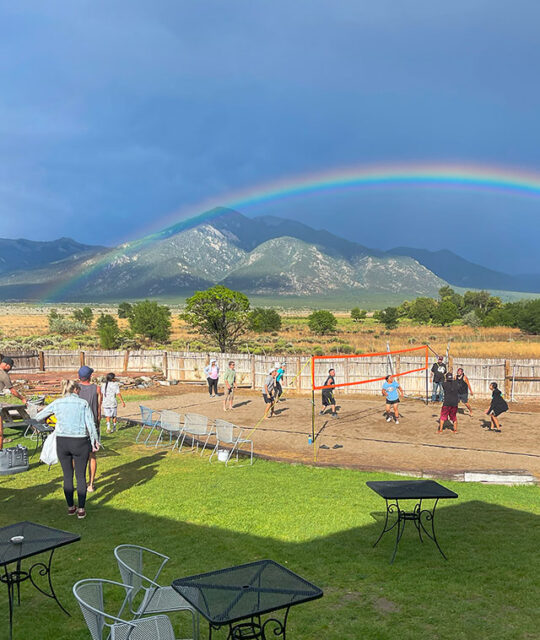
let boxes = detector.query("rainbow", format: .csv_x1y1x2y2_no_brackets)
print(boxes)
42,162,540,301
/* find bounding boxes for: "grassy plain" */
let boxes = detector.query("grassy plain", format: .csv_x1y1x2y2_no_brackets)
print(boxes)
1,307,539,359
1,422,539,640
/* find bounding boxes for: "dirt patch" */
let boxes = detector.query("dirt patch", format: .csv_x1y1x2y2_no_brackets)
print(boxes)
373,597,401,614
121,386,540,479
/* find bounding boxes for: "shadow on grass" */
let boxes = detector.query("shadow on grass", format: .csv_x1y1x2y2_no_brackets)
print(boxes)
0,470,538,640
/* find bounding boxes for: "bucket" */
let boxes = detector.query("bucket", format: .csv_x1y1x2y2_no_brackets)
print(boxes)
217,450,229,463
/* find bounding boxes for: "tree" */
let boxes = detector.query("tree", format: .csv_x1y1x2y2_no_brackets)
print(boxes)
308,310,337,335
72,306,93,326
516,299,540,334
378,307,399,330
409,297,437,324
48,308,59,332
438,285,455,300
433,300,459,326
351,307,367,322
183,286,250,352
118,302,133,319
97,314,120,349
463,310,482,328
439,286,464,312
482,305,519,327
129,300,171,342
249,308,282,332
463,290,500,317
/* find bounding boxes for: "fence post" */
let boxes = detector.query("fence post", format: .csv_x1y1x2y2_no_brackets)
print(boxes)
251,355,256,389
38,351,45,372
123,350,130,373
296,356,301,392
448,354,454,372
79,351,85,368
504,359,511,398
163,351,168,379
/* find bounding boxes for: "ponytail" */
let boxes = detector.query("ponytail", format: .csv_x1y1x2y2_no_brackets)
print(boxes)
62,380,80,396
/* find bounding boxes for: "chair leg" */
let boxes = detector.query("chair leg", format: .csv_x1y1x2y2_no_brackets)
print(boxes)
209,442,219,463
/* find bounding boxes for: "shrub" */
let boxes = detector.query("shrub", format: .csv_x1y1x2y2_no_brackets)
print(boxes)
249,308,282,332
72,306,93,326
308,310,337,335
49,318,88,336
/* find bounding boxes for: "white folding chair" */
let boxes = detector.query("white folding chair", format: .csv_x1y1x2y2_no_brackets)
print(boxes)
151,410,183,450
178,413,213,455
209,419,253,466
139,405,161,444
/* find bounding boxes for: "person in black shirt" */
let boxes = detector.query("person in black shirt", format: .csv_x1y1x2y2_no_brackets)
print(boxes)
486,382,508,431
431,356,447,402
455,367,474,416
320,368,338,419
439,372,459,433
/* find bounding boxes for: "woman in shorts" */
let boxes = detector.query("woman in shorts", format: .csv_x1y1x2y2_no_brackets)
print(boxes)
486,382,508,431
382,375,403,424
455,367,474,416
101,373,125,433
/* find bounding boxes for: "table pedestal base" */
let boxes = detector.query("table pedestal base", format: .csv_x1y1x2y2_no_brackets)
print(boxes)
373,498,447,563
1,549,70,640
209,607,290,640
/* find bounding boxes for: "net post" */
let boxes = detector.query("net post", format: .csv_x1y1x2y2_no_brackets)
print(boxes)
311,355,315,443
425,365,429,405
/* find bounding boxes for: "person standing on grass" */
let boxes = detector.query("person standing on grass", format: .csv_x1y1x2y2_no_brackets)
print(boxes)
78,366,102,493
275,362,286,401
101,372,125,433
431,355,447,402
486,382,508,431
223,361,237,411
35,380,100,519
382,374,403,424
456,367,474,416
204,359,219,397
320,368,338,419
262,368,278,418
439,372,459,433
0,357,27,451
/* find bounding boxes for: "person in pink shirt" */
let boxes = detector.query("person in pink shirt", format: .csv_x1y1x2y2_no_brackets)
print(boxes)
204,359,220,397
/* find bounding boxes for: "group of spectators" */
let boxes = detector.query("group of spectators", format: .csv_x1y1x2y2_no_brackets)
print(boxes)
0,359,124,520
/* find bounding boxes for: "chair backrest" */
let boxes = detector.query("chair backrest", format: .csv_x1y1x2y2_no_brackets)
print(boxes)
214,419,236,444
73,579,133,640
160,410,181,433
184,413,209,436
114,545,169,614
140,405,154,426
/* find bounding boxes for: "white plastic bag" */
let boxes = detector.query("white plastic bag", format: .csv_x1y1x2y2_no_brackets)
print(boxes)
40,430,58,466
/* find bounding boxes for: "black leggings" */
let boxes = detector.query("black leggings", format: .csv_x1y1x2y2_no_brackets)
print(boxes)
56,436,91,509
207,377,218,396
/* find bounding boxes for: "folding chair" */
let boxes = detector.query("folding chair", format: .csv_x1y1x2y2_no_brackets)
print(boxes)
73,578,178,640
137,405,160,444
209,419,253,466
149,410,183,450
114,545,198,639
178,413,213,455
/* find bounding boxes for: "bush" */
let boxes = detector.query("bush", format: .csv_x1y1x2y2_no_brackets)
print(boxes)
463,310,482,328
432,301,460,326
118,302,133,319
129,300,172,342
96,314,120,349
312,346,324,356
49,318,89,336
351,307,367,322
308,310,337,335
249,308,282,332
72,307,93,326
516,299,540,334
378,307,399,330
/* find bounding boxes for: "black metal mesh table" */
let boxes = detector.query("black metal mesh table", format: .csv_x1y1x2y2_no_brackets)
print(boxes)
0,521,80,640
366,480,458,563
172,559,323,639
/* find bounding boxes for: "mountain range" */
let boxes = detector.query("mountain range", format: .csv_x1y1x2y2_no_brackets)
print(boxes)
0,208,537,303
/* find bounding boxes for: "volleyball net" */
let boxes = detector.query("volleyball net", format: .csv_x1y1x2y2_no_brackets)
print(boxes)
311,345,429,391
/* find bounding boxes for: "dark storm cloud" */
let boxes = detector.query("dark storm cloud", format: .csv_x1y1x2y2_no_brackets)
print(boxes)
0,1,539,272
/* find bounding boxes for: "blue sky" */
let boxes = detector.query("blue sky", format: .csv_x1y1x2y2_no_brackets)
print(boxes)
1,1,539,274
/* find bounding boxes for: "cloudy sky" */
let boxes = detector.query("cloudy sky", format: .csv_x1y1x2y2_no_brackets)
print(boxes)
1,1,539,274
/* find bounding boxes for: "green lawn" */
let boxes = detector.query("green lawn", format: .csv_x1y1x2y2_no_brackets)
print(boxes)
1,424,539,640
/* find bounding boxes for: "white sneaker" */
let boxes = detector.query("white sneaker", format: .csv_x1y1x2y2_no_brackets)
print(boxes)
395,419,400,424
386,416,392,422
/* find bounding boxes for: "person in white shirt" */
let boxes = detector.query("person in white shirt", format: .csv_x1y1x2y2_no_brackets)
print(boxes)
101,372,125,434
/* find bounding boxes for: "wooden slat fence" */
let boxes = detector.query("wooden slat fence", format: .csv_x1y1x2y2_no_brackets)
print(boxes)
2,346,540,400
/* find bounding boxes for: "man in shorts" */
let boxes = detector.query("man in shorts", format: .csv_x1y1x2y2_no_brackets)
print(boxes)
262,368,277,418
223,361,237,411
0,357,27,450
78,365,102,492
382,374,403,424
439,372,459,433
456,367,474,416
320,368,338,418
